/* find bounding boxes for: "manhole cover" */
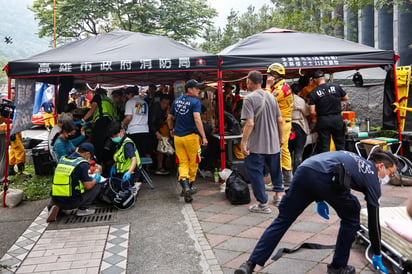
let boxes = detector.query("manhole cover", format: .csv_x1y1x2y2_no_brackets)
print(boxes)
65,207,116,224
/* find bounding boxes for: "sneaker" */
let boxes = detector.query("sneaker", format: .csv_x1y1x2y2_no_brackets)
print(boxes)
47,205,60,222
61,209,77,215
18,171,32,178
273,195,283,206
265,182,274,191
327,264,356,274
76,208,95,217
155,168,170,175
249,204,272,214
235,261,255,274
132,182,142,197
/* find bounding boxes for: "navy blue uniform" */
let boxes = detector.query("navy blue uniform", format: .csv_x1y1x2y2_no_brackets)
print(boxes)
248,151,382,268
308,83,346,152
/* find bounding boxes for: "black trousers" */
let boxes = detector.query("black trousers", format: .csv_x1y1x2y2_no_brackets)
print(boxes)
288,123,307,173
249,166,360,268
316,114,345,153
91,117,111,163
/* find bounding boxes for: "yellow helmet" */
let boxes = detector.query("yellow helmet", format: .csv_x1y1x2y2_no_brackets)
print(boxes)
267,63,285,76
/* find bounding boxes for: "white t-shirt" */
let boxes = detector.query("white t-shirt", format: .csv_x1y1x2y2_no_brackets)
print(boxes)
124,95,149,134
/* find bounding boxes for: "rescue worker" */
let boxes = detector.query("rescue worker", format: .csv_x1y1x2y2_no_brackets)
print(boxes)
308,70,349,153
81,88,117,166
265,63,294,193
235,149,395,274
107,120,141,184
167,79,208,203
8,87,30,177
47,142,102,222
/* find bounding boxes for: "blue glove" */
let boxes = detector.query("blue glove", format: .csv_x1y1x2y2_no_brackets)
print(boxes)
109,165,116,177
83,121,91,128
74,120,83,125
92,174,101,183
316,201,330,220
122,171,131,182
372,254,388,274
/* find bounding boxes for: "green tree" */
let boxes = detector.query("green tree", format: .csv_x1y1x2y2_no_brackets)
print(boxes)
30,0,216,44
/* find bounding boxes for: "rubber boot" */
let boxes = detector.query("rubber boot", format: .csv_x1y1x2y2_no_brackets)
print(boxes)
180,179,192,203
180,182,197,197
282,169,293,186
8,164,16,176
17,163,32,178
189,182,198,195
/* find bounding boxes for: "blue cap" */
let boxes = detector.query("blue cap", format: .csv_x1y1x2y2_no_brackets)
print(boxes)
79,142,95,155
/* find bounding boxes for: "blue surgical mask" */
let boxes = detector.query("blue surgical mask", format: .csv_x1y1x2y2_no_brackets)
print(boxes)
111,136,122,143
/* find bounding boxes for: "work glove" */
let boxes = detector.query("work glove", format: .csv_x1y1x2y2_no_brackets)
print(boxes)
372,254,388,274
122,171,131,182
316,201,330,220
92,174,101,183
109,165,116,177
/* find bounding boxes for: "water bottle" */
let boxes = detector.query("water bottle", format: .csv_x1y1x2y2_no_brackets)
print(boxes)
214,168,219,183
365,118,370,132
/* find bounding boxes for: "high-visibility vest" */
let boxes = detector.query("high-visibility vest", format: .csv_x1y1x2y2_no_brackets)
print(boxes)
113,137,141,173
93,94,117,122
52,156,88,197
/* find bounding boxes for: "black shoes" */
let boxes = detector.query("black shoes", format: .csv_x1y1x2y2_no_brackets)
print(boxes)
327,264,356,274
234,261,255,274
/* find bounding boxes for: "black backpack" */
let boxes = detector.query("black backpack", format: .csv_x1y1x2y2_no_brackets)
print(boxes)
225,171,251,205
390,155,412,186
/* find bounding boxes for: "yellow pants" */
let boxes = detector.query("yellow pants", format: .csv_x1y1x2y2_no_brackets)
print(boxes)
9,132,26,165
175,133,200,182
43,113,55,128
281,121,292,171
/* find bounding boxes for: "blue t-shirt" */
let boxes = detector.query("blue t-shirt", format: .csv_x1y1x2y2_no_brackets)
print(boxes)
300,151,381,207
41,102,54,113
170,95,201,137
123,142,136,159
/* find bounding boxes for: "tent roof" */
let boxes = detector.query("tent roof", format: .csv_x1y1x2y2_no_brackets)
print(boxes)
219,28,395,79
7,30,218,85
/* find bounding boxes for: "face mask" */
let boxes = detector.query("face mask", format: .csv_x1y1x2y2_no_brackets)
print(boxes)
111,136,122,143
379,166,390,185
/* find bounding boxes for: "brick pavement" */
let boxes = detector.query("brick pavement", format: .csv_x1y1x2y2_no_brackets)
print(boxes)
192,179,411,274
0,176,410,273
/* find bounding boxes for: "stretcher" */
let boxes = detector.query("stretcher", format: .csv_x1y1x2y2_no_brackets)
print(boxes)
357,207,412,273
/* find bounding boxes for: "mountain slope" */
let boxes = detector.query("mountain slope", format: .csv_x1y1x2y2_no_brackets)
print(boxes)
0,0,50,61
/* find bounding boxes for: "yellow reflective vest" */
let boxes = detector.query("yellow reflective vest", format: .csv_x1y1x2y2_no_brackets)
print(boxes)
92,94,117,122
113,137,141,174
52,156,88,197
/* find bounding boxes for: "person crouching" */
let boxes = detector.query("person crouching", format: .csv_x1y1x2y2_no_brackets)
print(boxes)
107,120,141,185
47,142,102,222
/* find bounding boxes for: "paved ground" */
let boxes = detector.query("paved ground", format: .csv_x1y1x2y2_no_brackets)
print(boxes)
1,172,410,273
0,128,410,273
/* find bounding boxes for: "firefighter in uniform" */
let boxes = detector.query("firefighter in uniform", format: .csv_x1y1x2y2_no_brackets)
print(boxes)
107,120,141,184
307,70,349,153
47,142,102,222
265,63,294,190
82,88,117,169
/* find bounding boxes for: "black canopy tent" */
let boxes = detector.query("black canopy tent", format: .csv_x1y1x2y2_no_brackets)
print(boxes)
216,28,400,171
2,31,221,205
6,30,219,85
219,27,396,79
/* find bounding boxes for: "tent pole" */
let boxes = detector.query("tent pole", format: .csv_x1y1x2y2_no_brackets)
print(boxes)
3,78,12,207
217,68,226,175
393,63,403,155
